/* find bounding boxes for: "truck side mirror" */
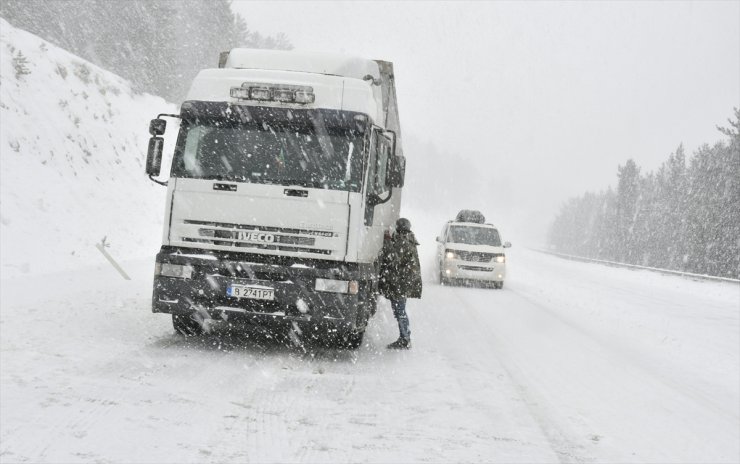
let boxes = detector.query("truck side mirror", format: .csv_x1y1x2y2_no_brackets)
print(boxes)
149,118,167,136
146,137,164,176
435,236,441,242
503,241,512,248
389,155,406,188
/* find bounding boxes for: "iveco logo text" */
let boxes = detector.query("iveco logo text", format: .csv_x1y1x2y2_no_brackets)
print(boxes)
237,231,275,243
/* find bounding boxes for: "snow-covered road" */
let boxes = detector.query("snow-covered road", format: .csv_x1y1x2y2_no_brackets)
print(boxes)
1,248,738,463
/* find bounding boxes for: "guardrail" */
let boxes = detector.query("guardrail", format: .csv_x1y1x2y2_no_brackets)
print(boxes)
533,249,740,284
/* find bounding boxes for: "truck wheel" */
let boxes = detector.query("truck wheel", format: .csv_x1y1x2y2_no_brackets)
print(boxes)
439,270,447,285
342,329,365,350
368,292,378,317
172,313,203,336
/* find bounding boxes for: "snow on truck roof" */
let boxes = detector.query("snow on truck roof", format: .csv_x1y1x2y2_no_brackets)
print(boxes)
186,49,383,119
222,49,381,81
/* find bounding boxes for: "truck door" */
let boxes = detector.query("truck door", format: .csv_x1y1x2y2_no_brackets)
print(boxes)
358,127,396,266
363,129,393,226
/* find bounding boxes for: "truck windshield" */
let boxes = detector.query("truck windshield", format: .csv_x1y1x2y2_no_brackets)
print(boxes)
171,104,366,192
448,226,501,246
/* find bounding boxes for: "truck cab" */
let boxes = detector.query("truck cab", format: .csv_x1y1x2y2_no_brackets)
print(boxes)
144,49,406,348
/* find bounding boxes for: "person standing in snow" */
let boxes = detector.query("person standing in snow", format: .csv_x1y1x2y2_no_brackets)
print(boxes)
379,217,422,349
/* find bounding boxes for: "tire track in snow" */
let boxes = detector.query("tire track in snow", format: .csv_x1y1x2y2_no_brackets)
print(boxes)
453,280,738,463
0,334,182,463
440,284,588,463
188,341,360,463
505,283,739,426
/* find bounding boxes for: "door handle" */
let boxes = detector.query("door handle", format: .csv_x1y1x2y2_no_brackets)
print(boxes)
284,189,308,197
213,183,237,192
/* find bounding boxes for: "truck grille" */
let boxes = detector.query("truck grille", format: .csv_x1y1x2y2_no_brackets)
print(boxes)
179,220,334,255
181,238,332,255
198,228,316,246
184,220,337,237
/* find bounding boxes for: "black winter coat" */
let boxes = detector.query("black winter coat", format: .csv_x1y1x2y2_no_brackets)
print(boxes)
379,230,423,299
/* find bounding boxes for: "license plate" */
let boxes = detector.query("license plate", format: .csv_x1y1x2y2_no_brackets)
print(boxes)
227,284,275,301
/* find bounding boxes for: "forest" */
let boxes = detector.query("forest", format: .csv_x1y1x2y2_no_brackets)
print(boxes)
549,109,740,278
0,0,291,102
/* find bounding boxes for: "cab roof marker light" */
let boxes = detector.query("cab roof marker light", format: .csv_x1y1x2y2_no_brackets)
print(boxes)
229,82,315,105
249,87,272,101
230,87,250,99
273,89,295,103
294,90,315,104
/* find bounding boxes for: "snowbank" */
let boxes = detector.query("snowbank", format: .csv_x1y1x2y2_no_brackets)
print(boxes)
0,18,176,278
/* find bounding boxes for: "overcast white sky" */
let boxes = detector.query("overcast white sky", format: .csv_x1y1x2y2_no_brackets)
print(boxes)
232,1,739,243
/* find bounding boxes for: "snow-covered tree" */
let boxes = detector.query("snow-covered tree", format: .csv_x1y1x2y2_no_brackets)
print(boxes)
0,0,292,102
548,110,739,278
12,50,30,78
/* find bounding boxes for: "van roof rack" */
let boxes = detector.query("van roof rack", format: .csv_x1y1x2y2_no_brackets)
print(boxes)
455,209,485,224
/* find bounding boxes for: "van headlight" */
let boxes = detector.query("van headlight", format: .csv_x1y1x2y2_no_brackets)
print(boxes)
315,278,359,295
494,255,506,263
155,262,194,279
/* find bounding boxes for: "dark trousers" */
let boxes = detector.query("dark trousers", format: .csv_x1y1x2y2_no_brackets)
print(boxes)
391,298,411,340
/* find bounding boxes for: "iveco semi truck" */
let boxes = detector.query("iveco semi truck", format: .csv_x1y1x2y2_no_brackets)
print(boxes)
144,49,405,348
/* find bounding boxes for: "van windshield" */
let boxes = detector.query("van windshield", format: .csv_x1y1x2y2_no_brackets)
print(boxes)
448,226,501,246
171,103,367,192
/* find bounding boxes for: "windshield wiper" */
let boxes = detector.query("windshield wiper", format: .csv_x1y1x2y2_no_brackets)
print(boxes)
274,179,327,189
201,174,238,182
193,176,352,191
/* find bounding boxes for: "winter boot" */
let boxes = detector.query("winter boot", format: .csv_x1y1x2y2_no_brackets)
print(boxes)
386,338,411,349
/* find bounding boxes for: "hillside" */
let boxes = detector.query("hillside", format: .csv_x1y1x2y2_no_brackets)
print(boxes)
0,18,176,278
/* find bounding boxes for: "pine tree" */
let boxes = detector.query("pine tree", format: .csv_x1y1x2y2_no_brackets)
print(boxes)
615,159,641,264
547,110,738,278
653,145,688,269
12,50,31,78
717,109,740,277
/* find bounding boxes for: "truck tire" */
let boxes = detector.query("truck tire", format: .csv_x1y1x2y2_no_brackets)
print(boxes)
342,329,365,350
172,313,204,336
368,291,378,317
321,328,364,350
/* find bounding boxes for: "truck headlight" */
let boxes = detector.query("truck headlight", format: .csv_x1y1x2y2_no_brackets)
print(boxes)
445,250,458,260
155,263,194,279
315,278,359,295
494,255,506,263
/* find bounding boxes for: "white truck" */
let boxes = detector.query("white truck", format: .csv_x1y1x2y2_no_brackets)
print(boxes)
144,49,406,348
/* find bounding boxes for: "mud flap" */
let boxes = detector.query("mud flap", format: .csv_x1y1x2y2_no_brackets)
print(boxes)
288,321,306,352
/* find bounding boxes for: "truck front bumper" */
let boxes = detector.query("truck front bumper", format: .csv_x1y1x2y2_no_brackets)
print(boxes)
152,247,375,333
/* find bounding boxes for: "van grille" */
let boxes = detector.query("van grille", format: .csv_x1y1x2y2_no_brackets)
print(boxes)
456,251,495,262
459,265,494,272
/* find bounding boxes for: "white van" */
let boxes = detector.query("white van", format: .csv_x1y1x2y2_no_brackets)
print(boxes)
436,212,511,288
